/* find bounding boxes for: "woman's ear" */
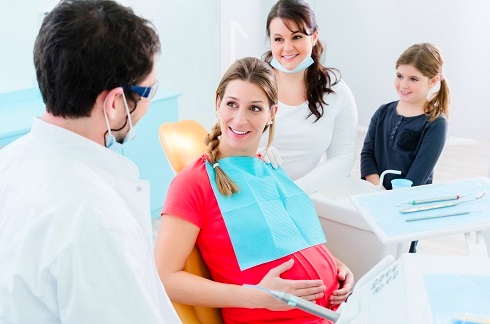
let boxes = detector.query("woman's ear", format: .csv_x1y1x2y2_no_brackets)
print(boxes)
311,30,319,46
216,96,222,113
270,104,278,120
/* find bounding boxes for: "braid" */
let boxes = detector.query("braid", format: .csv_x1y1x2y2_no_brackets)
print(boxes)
205,122,221,162
205,122,239,196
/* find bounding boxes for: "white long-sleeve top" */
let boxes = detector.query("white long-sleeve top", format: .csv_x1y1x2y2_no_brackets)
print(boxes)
0,118,180,323
261,78,358,194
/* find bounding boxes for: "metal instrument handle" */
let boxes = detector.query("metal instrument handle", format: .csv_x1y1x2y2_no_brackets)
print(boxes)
401,200,459,214
411,195,460,205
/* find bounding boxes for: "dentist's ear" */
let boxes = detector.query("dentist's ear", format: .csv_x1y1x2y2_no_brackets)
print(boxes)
101,87,124,120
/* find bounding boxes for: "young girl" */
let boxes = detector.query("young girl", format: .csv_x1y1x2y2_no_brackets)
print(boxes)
361,43,450,191
259,0,358,195
155,57,353,324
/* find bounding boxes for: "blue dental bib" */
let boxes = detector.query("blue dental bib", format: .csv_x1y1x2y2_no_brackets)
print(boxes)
205,157,326,270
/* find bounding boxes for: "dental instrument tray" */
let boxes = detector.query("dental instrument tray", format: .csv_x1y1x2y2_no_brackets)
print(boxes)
400,191,485,214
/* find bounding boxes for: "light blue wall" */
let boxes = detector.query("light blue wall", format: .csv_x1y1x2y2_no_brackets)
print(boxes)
219,0,490,141
1,0,490,140
0,1,50,92
0,0,220,131
317,0,490,141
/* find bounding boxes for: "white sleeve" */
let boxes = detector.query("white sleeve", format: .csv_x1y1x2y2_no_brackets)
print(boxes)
295,82,358,194
50,225,181,324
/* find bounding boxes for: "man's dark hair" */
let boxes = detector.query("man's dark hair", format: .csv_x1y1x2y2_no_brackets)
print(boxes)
34,0,161,118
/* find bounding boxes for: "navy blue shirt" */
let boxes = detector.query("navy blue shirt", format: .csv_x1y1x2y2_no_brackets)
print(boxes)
361,101,448,190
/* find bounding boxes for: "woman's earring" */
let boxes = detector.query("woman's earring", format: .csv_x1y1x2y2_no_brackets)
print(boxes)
267,120,273,125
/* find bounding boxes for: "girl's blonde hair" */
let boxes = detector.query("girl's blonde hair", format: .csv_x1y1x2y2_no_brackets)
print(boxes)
205,57,278,196
396,43,450,121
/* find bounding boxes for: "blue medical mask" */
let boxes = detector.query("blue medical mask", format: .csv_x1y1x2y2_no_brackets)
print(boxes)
270,56,314,74
103,91,136,153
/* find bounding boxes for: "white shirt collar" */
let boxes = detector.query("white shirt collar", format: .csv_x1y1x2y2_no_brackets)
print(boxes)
30,117,139,179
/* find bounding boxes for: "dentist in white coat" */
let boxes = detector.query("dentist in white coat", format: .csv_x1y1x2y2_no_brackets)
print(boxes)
0,0,180,323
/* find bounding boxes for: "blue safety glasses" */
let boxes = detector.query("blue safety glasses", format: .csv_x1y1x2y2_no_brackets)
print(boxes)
124,79,159,101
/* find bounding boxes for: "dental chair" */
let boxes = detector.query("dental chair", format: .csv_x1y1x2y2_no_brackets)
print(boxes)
158,120,224,323
158,119,209,174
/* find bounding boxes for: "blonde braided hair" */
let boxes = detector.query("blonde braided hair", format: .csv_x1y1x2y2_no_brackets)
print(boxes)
204,122,239,196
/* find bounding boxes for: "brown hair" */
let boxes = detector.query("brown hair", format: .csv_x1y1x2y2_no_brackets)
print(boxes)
205,57,278,196
34,0,160,118
396,43,450,121
262,0,340,122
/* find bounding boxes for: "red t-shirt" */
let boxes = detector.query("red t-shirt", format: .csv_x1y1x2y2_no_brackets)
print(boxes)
162,157,340,324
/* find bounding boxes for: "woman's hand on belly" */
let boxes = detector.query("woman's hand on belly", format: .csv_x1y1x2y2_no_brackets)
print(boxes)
329,261,354,305
257,259,326,310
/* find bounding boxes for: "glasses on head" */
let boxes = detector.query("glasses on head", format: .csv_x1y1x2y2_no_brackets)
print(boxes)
123,79,159,101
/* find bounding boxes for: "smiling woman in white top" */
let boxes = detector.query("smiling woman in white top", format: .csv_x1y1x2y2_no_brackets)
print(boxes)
260,0,358,195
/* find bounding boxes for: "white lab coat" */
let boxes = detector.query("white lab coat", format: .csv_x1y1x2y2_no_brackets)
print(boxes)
0,118,181,323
